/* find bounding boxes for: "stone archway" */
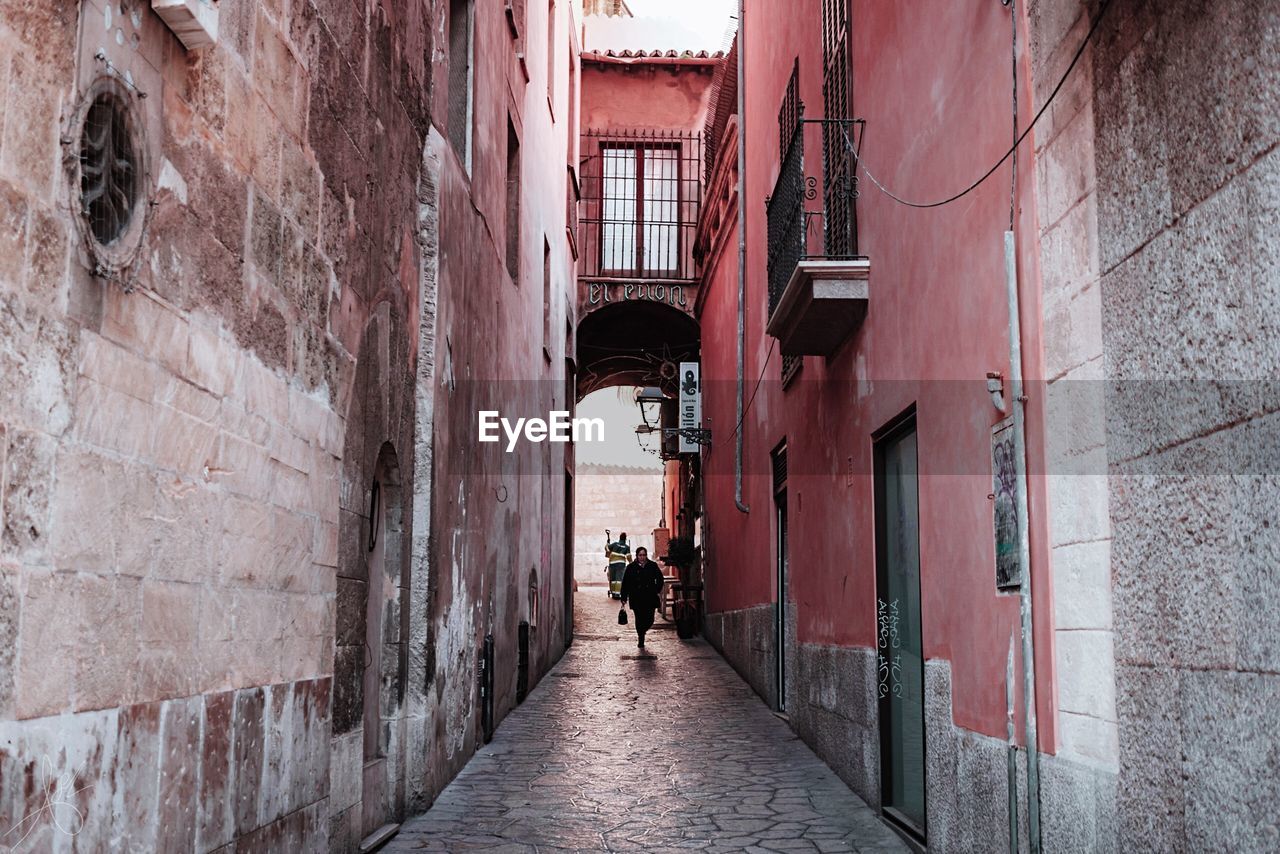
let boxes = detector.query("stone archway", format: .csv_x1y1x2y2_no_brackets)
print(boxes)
575,299,700,401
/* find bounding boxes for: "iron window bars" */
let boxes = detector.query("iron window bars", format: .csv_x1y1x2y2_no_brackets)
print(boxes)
80,91,138,246
578,128,702,281
777,61,804,386
765,116,864,321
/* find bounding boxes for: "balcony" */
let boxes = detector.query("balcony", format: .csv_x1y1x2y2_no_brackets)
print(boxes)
765,118,869,357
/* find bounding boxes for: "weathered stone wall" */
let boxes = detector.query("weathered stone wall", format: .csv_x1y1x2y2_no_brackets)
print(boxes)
1030,0,1280,848
704,604,777,711
1027,0,1120,781
0,0,442,849
789,643,880,811
415,0,581,814
1093,1,1280,848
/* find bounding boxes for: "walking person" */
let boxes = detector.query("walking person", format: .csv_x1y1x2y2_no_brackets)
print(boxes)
620,547,664,649
605,531,630,599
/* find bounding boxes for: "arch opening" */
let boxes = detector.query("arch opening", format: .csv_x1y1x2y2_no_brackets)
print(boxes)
575,299,700,401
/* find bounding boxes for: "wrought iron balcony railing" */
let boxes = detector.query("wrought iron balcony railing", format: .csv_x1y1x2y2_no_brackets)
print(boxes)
765,118,863,318
578,128,702,281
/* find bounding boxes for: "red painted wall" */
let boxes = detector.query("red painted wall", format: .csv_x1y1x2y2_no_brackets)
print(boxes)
698,0,1058,748
580,53,718,134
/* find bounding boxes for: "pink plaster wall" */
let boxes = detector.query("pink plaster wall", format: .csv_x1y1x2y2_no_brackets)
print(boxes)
427,0,582,742
580,54,718,134
697,0,1058,748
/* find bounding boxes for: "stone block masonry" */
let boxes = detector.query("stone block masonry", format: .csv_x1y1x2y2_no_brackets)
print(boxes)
0,679,331,851
0,0,436,849
0,0,584,845
1030,0,1280,847
572,462,664,584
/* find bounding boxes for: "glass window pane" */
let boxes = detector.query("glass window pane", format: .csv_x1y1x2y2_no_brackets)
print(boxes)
601,146,636,273
878,427,926,834
642,147,679,272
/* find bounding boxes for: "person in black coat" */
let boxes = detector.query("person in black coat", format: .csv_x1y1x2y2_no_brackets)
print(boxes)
620,547,665,648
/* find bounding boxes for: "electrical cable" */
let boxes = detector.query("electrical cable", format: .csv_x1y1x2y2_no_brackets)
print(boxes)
851,0,1112,210
729,338,776,441
726,0,1077,438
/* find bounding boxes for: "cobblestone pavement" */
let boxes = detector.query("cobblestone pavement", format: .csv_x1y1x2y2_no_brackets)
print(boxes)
387,591,907,853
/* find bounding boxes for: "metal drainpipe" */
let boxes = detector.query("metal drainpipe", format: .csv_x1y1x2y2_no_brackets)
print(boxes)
733,0,749,514
1005,632,1019,854
1005,230,1041,852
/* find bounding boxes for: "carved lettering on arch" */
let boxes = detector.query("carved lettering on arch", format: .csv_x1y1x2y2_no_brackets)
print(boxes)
584,282,691,310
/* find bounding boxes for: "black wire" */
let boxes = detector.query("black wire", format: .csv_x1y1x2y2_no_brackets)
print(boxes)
729,339,776,441
853,0,1112,210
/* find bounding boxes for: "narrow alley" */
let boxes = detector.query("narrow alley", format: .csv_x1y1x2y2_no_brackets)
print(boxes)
388,598,906,853
1,0,1278,851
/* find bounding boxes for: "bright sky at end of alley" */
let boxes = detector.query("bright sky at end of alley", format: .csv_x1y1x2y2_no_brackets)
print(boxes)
597,0,738,52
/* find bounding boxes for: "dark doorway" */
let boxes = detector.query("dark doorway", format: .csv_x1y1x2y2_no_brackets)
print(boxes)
363,442,407,839
564,469,575,646
772,443,788,713
873,414,926,840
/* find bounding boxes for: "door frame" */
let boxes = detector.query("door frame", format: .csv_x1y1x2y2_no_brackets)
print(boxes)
563,467,574,646
775,489,788,712
872,407,927,842
771,441,788,713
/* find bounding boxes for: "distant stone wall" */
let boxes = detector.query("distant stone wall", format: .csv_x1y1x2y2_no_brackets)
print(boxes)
573,463,663,583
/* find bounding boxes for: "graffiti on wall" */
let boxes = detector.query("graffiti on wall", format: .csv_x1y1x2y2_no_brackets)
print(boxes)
877,597,902,698
992,418,1019,589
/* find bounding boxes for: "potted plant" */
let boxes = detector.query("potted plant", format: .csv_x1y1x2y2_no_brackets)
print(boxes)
665,536,696,573
664,536,701,638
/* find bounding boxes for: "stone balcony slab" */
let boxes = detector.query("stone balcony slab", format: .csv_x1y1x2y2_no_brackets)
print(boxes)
767,258,871,357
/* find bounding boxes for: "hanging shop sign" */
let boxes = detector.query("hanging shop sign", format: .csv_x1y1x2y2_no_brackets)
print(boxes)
678,362,702,454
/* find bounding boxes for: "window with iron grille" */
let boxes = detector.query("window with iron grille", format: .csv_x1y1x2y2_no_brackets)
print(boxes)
578,130,702,280
80,91,138,247
778,61,804,388
781,354,802,387
821,0,857,257
447,0,475,170
768,14,862,320
602,145,677,274
766,60,804,319
779,59,801,157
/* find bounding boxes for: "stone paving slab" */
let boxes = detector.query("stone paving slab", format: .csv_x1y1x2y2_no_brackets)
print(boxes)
386,596,906,853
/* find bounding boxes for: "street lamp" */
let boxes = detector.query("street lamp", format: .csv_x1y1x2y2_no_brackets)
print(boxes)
634,386,666,430
634,423,661,456
634,386,712,458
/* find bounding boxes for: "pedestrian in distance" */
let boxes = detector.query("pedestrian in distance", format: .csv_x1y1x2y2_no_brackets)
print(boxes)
605,531,630,599
620,546,664,649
